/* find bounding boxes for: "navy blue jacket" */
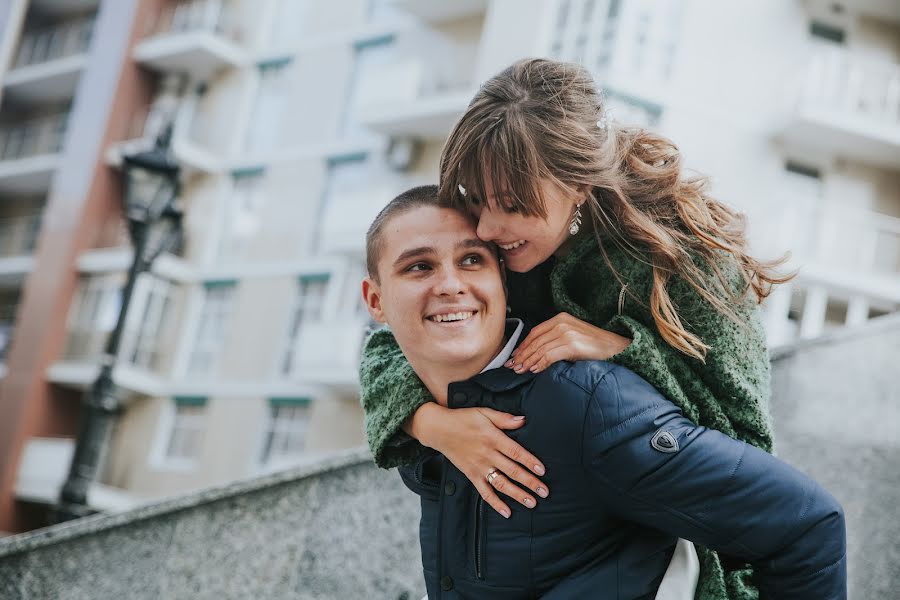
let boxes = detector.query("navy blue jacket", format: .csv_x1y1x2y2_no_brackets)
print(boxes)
399,360,846,599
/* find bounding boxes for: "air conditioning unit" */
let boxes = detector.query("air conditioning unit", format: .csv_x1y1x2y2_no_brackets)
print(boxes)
385,136,422,172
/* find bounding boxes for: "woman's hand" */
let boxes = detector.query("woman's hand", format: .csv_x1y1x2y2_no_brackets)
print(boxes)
406,403,549,519
506,312,631,374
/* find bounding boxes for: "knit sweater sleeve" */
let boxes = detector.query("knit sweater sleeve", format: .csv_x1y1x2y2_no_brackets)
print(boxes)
358,328,435,468
604,290,774,454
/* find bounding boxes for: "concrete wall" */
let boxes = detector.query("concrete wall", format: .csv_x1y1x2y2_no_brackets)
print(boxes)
1,314,899,598
0,448,423,600
770,312,900,600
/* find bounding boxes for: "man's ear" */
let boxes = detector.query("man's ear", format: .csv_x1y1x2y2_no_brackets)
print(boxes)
361,277,387,323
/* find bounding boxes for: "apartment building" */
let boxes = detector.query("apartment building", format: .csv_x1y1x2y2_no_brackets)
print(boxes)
0,0,897,534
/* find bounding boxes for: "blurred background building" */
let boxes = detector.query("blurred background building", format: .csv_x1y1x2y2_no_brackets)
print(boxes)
0,0,896,535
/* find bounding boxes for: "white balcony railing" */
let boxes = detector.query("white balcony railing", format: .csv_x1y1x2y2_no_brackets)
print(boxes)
800,43,900,132
0,215,42,257
13,16,95,69
757,197,900,281
146,0,243,43
0,113,68,161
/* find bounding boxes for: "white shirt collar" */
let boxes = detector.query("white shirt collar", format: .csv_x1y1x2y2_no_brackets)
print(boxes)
481,319,524,373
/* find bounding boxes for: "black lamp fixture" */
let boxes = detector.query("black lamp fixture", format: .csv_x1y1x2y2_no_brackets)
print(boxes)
55,126,183,522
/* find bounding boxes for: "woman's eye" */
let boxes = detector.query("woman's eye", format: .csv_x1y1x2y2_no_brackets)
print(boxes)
502,204,520,214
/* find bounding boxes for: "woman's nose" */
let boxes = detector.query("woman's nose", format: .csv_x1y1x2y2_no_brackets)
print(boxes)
476,210,500,241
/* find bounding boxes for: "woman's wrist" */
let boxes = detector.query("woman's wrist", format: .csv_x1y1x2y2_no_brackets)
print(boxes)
403,402,447,449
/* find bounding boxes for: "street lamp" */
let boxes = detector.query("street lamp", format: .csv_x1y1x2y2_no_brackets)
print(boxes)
55,126,183,522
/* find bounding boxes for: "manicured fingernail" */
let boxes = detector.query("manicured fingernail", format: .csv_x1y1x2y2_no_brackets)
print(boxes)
537,487,548,498
500,509,510,519
534,464,545,475
529,365,539,372
523,497,533,507
504,359,514,367
512,415,525,421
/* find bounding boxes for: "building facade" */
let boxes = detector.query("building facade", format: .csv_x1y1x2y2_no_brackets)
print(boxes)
0,0,897,533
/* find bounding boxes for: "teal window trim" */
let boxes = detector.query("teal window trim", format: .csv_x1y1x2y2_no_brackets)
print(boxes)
174,396,208,407
231,167,266,179
326,152,368,168
269,397,312,408
257,56,293,70
809,22,845,44
605,87,664,118
298,273,331,284
203,279,238,289
785,161,821,180
354,34,395,51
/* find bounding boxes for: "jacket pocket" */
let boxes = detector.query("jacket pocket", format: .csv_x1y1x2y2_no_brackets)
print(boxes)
398,454,441,501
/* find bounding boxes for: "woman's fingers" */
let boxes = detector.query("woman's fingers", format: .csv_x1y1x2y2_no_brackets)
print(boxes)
483,469,536,510
473,479,512,519
495,453,549,500
508,328,564,372
478,407,527,431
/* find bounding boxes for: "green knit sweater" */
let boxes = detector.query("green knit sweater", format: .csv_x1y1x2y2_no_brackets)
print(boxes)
359,234,774,600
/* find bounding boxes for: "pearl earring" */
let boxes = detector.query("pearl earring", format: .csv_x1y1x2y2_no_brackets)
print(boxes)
569,203,583,236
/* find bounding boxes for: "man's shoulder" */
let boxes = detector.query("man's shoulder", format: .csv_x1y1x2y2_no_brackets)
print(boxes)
541,360,675,427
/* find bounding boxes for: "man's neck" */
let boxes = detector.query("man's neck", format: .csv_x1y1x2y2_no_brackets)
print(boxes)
409,319,522,406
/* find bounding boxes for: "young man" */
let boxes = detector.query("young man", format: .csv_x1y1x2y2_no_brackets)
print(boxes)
361,186,846,599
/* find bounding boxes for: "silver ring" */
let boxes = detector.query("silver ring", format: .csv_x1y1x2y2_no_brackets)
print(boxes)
486,468,499,485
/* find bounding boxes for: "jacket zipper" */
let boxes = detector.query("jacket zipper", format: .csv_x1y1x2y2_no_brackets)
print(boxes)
474,496,485,579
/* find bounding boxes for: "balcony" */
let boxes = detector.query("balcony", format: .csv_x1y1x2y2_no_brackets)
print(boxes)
387,0,488,23
133,0,246,79
782,43,900,169
0,215,42,282
758,196,900,287
4,16,94,105
805,0,900,25
289,320,369,393
352,29,477,139
0,112,68,194
14,437,141,511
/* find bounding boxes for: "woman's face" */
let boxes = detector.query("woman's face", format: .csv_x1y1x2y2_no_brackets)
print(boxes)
471,176,582,273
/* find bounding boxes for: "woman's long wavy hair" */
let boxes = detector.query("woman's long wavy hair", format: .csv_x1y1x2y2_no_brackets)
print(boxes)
438,58,792,361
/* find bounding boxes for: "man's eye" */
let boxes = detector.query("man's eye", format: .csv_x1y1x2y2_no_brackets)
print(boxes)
407,263,430,272
461,254,482,266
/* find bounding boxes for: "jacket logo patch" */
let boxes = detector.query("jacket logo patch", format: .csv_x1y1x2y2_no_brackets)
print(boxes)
651,430,679,453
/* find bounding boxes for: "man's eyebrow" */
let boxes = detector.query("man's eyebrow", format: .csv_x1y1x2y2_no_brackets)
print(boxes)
457,238,493,252
392,246,435,268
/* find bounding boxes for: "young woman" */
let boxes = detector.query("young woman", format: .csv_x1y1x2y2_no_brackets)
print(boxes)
360,58,790,600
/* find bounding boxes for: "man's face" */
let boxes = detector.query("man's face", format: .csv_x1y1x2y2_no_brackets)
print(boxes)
363,206,507,373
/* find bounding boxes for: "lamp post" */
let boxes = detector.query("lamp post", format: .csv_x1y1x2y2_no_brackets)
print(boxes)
55,127,183,522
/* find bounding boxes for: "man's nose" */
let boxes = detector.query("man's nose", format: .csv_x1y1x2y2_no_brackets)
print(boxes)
433,266,465,296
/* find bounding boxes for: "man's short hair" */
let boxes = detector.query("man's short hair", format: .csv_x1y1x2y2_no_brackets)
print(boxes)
366,185,446,281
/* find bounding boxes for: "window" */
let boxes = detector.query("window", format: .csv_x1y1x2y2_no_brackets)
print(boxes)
281,274,330,374
245,59,293,152
342,35,396,139
187,281,236,375
271,0,308,48
216,169,265,263
64,275,123,360
549,0,683,83
260,397,312,463
164,396,208,463
124,275,175,371
313,153,370,252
